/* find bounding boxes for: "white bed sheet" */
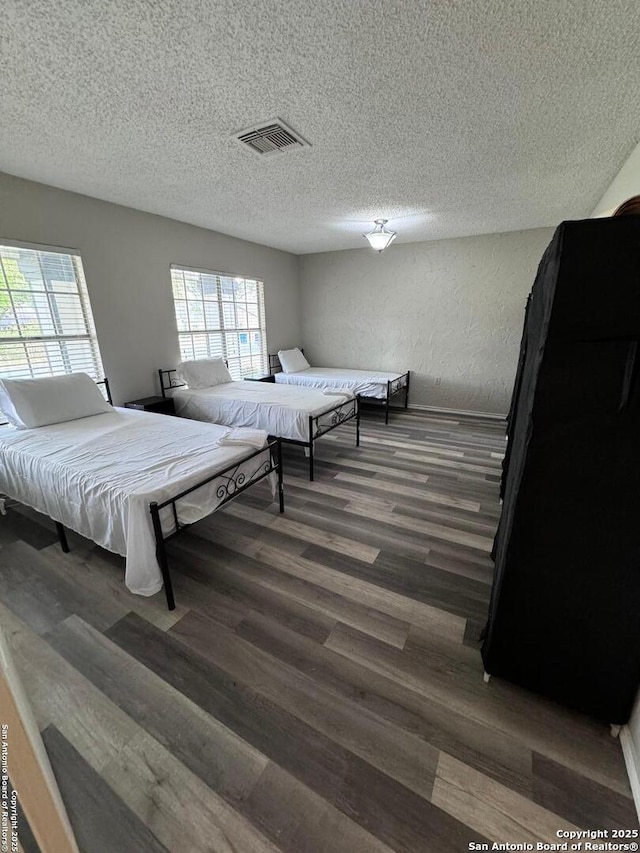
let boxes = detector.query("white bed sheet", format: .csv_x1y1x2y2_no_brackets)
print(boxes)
0,408,271,597
172,381,354,442
274,367,401,398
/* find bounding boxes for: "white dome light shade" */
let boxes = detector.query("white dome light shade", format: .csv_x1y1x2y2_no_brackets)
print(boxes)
363,219,397,252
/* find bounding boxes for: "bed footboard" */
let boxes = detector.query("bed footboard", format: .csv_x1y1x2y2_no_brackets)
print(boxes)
383,370,410,424
149,438,284,610
280,395,359,482
310,395,359,443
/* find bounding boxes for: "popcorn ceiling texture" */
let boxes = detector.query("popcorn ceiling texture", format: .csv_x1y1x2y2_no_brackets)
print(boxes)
1,0,638,254
300,227,555,414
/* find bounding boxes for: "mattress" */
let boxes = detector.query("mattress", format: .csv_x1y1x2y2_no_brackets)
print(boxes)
0,408,271,597
274,367,402,399
172,381,354,442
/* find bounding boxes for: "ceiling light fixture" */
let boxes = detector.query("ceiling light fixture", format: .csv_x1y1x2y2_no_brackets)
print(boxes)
363,219,397,253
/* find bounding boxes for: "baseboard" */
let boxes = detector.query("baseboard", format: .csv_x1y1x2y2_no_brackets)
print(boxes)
620,726,640,822
408,403,506,421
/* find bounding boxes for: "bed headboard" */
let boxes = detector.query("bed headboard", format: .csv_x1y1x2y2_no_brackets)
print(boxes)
158,368,186,398
158,360,232,397
96,377,113,405
267,353,282,375
268,348,304,375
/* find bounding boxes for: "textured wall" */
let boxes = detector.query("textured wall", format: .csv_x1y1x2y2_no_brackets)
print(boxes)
300,228,554,414
0,172,300,405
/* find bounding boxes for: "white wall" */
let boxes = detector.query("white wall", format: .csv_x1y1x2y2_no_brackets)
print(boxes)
299,227,554,414
0,172,300,404
594,139,640,817
622,698,640,820
592,140,640,217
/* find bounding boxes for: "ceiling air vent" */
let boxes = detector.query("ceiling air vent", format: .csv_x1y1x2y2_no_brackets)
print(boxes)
234,119,310,156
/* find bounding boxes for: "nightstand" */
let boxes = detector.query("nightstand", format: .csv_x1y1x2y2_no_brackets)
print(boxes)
243,373,276,383
124,395,176,415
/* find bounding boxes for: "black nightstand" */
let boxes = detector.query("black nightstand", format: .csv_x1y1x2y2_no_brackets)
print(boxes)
124,395,176,415
243,373,276,383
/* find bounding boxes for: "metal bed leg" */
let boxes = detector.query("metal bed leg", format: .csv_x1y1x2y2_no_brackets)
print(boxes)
158,544,176,611
55,522,69,553
307,415,315,481
385,381,391,425
356,399,361,446
405,371,410,409
150,501,176,611
277,439,285,513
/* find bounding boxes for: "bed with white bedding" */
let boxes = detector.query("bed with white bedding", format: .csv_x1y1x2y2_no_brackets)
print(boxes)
0,407,283,608
274,366,400,398
159,367,360,481
269,349,410,424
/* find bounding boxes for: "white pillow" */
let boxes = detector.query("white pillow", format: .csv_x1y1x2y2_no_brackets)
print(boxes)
177,358,232,389
0,373,111,429
278,348,310,374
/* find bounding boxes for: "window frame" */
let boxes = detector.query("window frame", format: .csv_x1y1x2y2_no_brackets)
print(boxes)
0,239,105,383
169,264,268,379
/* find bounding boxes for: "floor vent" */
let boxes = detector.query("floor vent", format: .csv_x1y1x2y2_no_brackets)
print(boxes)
234,119,310,156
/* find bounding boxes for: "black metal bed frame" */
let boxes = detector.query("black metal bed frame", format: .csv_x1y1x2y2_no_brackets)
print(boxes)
150,438,283,609
267,354,410,425
97,376,113,405
379,370,411,425
267,349,305,374
295,396,359,481
2,375,284,611
158,367,360,481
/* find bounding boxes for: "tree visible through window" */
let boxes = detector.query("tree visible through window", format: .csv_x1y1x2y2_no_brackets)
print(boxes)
170,265,267,379
0,243,104,382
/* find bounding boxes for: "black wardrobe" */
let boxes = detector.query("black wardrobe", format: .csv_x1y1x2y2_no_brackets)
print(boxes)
481,216,640,724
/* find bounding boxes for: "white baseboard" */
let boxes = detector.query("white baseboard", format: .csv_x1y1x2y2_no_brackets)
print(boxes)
409,403,506,421
620,726,640,823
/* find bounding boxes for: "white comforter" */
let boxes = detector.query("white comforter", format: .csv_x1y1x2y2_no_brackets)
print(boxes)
274,367,401,399
0,408,270,597
173,381,354,442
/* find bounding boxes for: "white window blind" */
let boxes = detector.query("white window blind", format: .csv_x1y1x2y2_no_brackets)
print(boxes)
0,243,104,383
170,266,267,379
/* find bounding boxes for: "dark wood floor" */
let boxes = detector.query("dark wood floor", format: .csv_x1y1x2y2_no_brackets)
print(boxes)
1,409,637,852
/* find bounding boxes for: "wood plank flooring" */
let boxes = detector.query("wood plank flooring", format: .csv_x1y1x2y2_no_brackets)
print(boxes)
0,408,637,852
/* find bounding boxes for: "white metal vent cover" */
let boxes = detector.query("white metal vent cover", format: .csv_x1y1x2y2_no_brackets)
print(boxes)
234,119,310,156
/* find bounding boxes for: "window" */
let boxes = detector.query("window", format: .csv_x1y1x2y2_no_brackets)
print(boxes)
0,242,104,383
170,265,267,379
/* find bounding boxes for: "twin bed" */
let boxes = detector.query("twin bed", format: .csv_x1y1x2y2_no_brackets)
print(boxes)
268,348,410,424
159,361,360,481
0,374,283,610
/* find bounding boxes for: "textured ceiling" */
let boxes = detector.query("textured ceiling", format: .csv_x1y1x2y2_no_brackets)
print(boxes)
1,0,639,254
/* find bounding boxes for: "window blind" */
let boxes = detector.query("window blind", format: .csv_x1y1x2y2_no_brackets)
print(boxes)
170,266,267,379
0,243,104,386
